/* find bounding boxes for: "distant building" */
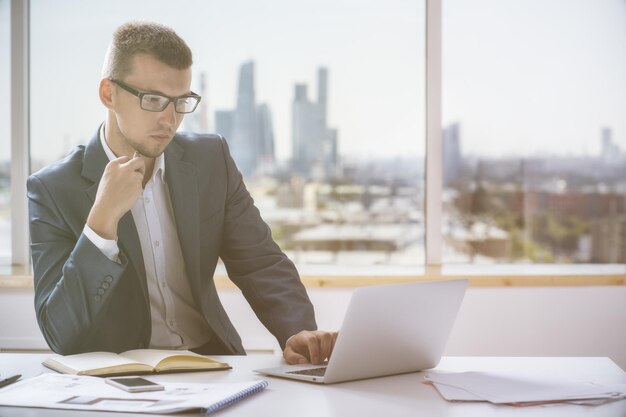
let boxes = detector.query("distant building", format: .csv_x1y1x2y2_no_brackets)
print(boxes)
256,103,276,175
591,215,626,263
503,190,626,219
601,127,620,164
443,122,462,184
182,72,209,133
214,61,276,176
214,110,234,141
292,68,338,179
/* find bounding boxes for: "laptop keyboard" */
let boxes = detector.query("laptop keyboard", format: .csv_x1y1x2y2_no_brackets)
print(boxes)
287,367,327,377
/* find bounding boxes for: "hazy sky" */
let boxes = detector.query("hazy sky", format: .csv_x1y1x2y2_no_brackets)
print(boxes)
2,0,625,164
443,0,626,158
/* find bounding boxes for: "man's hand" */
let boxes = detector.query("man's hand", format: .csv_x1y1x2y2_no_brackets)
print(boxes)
87,152,145,239
283,330,338,365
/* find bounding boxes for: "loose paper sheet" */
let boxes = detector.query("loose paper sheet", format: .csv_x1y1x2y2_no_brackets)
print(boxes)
425,371,626,405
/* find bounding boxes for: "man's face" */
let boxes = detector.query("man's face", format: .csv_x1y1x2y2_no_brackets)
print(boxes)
110,53,192,158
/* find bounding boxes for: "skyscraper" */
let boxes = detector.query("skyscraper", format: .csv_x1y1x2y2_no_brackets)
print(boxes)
214,61,276,176
291,67,338,179
443,122,462,184
256,103,276,174
601,127,620,164
182,71,209,133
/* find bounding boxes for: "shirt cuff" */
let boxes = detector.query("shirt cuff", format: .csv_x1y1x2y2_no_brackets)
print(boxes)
83,224,120,263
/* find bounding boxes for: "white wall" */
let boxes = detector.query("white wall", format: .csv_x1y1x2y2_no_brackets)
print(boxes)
1,286,625,370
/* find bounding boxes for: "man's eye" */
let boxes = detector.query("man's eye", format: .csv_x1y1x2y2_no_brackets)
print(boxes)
145,95,165,104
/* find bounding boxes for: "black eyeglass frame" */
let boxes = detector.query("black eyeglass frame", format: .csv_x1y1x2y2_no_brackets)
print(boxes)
110,78,201,114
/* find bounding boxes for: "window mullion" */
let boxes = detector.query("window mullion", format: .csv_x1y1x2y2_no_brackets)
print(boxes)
10,0,30,266
425,0,442,266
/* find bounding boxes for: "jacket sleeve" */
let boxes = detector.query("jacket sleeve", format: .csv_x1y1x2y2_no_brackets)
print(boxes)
27,174,128,354
216,138,317,349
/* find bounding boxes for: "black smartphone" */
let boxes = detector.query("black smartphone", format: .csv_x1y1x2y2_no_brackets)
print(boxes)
104,376,164,393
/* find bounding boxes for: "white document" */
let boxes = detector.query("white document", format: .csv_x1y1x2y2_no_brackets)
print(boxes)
425,371,626,405
0,373,268,414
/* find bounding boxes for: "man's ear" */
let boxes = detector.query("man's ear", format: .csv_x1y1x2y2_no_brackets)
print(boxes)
99,78,114,110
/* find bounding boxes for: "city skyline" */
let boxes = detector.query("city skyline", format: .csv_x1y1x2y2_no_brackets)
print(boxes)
2,0,625,166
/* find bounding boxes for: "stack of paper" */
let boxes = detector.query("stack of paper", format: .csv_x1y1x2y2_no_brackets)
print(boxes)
0,373,268,414
424,371,626,406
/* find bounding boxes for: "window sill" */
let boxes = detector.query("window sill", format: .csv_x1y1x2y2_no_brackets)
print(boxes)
1,265,624,289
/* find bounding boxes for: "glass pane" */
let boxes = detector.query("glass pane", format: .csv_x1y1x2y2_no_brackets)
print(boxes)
30,0,426,273
0,0,11,265
442,0,626,267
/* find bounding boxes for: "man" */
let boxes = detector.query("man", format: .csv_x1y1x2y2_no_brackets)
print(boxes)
28,22,335,365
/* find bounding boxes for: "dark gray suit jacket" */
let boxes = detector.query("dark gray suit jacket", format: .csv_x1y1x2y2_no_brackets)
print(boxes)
27,128,316,355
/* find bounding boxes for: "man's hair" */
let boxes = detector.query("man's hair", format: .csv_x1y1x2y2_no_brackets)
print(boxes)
102,21,193,80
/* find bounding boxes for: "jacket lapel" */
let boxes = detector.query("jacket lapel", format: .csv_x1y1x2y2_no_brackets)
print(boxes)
164,140,201,291
82,128,149,306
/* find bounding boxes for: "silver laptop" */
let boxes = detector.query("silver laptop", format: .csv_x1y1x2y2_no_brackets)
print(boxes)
255,279,467,384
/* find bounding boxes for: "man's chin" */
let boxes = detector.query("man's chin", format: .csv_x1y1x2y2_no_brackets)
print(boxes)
135,144,167,159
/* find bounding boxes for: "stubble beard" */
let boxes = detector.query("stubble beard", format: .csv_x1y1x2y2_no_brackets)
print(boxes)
122,132,167,159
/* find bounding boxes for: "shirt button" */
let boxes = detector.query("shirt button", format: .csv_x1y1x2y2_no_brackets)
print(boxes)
155,241,160,247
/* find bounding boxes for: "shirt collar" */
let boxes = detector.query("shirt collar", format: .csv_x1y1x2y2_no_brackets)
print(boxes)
99,124,166,183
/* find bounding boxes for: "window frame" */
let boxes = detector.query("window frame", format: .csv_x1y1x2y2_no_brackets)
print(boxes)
10,0,30,267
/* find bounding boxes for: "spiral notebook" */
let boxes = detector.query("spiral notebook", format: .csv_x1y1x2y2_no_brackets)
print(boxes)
0,373,268,414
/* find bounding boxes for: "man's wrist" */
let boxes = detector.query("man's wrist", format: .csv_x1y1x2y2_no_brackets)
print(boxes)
83,224,120,263
86,208,119,240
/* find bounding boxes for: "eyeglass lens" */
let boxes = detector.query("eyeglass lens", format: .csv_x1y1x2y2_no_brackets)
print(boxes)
141,94,199,113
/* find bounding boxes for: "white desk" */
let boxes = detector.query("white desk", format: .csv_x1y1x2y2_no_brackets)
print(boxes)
0,354,624,416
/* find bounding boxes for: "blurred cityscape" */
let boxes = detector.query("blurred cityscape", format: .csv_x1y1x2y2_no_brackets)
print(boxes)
183,61,423,266
443,124,626,264
2,61,625,266
184,61,626,265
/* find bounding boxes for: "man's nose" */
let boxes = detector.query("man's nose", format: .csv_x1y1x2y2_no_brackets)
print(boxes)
159,101,176,126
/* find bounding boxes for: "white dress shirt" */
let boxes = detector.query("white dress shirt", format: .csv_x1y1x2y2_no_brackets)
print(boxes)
83,126,212,350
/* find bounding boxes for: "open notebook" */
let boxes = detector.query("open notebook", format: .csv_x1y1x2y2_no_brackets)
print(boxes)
42,349,230,377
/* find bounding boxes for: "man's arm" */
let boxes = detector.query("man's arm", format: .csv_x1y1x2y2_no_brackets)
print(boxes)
28,155,145,354
216,138,320,352
28,175,128,353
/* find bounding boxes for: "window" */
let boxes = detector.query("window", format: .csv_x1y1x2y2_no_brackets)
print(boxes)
29,0,426,274
442,0,626,268
4,0,625,278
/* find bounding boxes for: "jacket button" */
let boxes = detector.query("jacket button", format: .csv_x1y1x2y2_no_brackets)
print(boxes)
97,288,105,295
102,282,110,289
105,276,113,283
94,295,102,302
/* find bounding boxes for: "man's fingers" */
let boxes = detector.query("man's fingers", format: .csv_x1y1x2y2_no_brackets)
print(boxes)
284,331,339,365
303,332,322,364
329,332,338,358
283,346,308,365
319,332,333,362
120,154,146,175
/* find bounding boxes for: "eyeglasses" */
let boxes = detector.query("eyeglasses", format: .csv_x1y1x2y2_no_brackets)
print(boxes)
110,79,201,114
